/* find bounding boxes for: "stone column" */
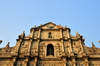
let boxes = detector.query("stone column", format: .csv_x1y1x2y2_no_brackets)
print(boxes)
34,57,38,66
44,46,46,57
60,29,63,38
36,29,41,56
61,40,65,53
54,46,57,57
17,39,23,55
67,29,70,38
29,39,33,55
35,40,40,56
12,57,17,66
38,29,41,38
83,57,89,66
24,57,29,66
62,57,66,66
79,40,84,53
71,57,76,66
30,28,34,38
68,40,73,54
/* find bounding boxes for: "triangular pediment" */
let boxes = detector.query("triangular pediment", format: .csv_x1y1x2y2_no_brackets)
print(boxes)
35,22,66,29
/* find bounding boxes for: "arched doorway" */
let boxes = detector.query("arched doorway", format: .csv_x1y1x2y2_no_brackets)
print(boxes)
47,44,54,56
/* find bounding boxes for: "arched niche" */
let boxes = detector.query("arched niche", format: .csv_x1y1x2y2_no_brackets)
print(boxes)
47,44,54,56
48,32,52,38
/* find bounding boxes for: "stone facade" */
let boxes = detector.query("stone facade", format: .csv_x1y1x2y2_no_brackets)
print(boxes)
0,22,100,66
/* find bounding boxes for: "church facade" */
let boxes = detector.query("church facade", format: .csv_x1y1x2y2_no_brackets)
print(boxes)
0,22,100,66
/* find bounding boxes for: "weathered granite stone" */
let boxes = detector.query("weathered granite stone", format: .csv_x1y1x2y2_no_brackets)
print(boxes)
0,22,100,66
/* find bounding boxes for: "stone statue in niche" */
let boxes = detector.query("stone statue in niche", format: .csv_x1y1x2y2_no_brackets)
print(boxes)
63,31,67,38
48,48,53,55
34,32,38,38
48,32,52,38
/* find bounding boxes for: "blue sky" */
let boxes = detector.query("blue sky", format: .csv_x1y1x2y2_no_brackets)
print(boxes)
0,0,100,48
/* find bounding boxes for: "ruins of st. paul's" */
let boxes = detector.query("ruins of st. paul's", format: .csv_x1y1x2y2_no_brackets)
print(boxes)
0,22,100,66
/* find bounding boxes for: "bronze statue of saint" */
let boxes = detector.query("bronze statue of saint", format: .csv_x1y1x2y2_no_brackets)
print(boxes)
48,48,53,55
